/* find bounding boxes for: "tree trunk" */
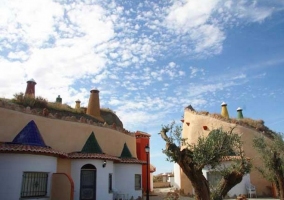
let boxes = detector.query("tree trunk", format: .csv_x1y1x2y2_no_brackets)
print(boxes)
277,177,284,200
193,176,210,200
219,171,243,197
181,166,210,200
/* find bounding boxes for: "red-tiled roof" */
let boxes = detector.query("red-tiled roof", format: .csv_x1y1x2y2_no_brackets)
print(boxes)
221,156,250,161
150,164,156,172
0,143,67,157
135,131,151,138
68,152,120,161
0,143,146,164
118,158,146,164
69,152,145,164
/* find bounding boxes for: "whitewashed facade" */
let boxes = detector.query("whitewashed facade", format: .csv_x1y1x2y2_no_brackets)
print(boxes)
114,163,143,199
0,153,57,200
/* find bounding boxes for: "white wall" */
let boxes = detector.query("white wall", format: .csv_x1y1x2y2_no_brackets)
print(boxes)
71,159,114,200
0,153,57,200
227,174,250,197
173,163,181,189
114,163,142,199
169,177,175,187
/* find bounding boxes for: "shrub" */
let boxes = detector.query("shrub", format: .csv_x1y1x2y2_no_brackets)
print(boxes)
12,92,48,108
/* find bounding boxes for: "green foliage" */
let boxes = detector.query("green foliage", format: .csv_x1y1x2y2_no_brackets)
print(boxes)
12,92,48,108
153,175,163,182
47,102,84,114
161,123,244,169
161,121,184,147
190,128,241,169
253,133,284,197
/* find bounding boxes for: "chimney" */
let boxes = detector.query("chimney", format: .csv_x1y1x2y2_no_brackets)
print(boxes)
75,99,81,109
221,102,229,118
237,107,244,119
86,89,104,122
25,79,37,98
56,95,62,104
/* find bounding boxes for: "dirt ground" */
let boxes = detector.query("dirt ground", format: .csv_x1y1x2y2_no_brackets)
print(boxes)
146,188,279,200
147,187,192,200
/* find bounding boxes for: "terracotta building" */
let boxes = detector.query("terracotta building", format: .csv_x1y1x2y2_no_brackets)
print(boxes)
174,103,275,197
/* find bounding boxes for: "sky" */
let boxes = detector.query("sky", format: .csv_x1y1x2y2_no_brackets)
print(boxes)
1,0,284,174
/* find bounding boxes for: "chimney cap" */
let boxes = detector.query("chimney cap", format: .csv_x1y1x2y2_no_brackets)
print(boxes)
237,107,242,111
76,99,81,102
27,78,36,83
221,102,227,106
90,89,100,93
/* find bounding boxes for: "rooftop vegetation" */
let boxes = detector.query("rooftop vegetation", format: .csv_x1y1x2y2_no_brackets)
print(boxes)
3,92,121,127
193,110,275,138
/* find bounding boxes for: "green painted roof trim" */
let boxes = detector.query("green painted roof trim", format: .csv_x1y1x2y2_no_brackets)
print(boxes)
120,142,133,158
81,132,103,154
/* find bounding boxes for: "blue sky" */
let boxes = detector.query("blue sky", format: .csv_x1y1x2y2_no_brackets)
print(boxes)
1,0,284,174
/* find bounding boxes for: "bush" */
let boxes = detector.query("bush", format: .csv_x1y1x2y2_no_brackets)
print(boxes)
47,102,84,114
12,92,47,108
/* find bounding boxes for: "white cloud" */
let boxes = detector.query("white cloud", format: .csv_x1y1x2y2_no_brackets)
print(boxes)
7,51,30,61
163,0,278,56
191,24,225,54
233,1,275,22
232,74,247,80
0,0,118,102
189,66,205,78
166,0,220,31
0,0,63,47
0,58,26,98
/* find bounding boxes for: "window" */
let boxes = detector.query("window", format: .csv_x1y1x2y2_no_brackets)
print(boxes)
21,172,48,198
135,174,141,190
108,173,112,193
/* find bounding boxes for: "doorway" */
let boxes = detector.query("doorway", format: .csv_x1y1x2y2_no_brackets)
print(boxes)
80,164,96,200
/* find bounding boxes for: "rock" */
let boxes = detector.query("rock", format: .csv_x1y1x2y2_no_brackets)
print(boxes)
15,106,22,112
70,116,77,121
54,113,61,119
26,107,31,113
43,108,49,117
79,116,86,123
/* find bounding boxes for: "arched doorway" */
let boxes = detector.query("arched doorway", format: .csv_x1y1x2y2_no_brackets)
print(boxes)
80,164,96,200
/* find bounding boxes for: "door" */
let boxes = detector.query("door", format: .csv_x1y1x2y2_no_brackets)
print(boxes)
80,164,96,200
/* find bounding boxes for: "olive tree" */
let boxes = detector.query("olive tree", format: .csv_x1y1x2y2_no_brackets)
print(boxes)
160,122,251,200
253,133,284,199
